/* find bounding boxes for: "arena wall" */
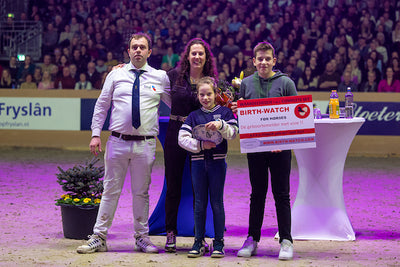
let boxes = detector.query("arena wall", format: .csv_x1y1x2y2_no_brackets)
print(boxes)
0,90,399,157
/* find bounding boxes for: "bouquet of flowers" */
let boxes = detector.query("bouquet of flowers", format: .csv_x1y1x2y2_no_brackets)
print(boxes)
216,80,237,108
231,71,244,90
216,71,243,108
55,157,104,207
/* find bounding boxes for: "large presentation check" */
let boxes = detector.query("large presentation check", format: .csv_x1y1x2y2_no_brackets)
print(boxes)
237,95,316,153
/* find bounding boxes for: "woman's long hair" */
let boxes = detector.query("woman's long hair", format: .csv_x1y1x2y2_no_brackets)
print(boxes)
177,38,217,83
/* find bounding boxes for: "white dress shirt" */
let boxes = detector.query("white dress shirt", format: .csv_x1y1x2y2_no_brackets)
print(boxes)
91,62,171,137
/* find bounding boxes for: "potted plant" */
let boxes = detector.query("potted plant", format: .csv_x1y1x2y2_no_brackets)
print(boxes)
55,157,104,240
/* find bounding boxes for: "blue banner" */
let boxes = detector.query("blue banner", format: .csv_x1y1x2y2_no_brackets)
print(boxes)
353,102,400,136
80,99,110,131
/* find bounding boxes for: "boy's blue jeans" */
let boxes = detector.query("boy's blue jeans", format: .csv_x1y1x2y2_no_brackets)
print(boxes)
191,158,226,241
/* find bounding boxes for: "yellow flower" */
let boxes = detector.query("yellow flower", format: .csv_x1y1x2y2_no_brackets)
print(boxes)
232,77,242,88
83,198,91,203
64,196,71,201
73,198,80,202
94,199,101,204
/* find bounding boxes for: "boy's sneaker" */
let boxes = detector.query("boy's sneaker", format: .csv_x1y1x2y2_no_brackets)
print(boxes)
237,236,257,257
165,230,176,253
135,237,159,253
211,239,225,258
187,239,205,258
76,234,107,254
278,239,293,260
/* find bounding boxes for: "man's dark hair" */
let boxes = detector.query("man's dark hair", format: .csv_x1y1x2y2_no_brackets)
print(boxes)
128,33,152,50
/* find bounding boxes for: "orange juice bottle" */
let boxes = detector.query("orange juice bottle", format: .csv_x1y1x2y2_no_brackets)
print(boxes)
329,90,339,119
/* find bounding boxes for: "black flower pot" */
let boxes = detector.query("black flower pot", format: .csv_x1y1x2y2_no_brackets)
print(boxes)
60,205,99,240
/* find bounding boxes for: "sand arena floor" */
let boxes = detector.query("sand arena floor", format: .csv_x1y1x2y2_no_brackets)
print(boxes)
0,147,399,266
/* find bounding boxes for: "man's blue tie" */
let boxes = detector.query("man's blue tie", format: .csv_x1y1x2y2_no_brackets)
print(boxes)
132,70,144,129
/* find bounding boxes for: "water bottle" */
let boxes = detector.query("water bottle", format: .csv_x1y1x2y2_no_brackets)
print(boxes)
58,81,62,89
313,108,322,119
345,87,353,118
329,90,339,119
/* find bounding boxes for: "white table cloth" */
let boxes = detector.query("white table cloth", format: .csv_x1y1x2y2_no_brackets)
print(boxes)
291,117,365,241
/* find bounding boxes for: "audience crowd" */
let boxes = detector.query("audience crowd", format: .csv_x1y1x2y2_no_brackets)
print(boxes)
1,0,400,92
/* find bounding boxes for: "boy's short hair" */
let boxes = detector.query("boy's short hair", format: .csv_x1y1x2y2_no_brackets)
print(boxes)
253,42,276,58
